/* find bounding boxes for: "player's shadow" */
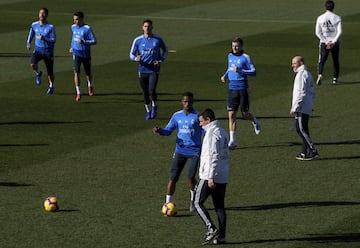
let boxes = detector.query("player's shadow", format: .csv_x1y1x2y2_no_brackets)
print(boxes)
0,121,92,125
225,233,360,245
57,209,80,213
0,143,48,147
0,182,33,187
225,201,360,211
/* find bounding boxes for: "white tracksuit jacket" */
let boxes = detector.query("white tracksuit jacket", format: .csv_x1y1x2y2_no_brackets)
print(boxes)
291,65,316,115
199,120,229,183
315,10,342,44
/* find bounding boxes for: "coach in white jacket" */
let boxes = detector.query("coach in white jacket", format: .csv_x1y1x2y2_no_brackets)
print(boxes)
290,56,319,161
194,108,229,245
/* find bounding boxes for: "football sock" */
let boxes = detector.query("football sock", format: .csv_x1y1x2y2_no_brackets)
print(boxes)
87,81,92,87
151,100,156,107
229,131,236,143
190,190,194,201
166,195,172,203
76,86,81,94
145,104,151,112
49,81,54,88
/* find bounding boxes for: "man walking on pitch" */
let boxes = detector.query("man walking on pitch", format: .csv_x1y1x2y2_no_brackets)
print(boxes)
221,37,260,149
315,0,342,85
70,11,97,102
290,56,319,161
130,19,168,120
26,7,56,95
153,92,202,212
194,108,229,245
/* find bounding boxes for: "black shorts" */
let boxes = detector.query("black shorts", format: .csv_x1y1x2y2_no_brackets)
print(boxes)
30,51,54,75
73,55,91,75
169,153,199,182
227,89,250,112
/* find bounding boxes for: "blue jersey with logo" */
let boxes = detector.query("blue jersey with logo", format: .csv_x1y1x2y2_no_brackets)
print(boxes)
129,34,168,73
159,109,202,156
27,21,56,55
223,51,256,90
71,24,97,58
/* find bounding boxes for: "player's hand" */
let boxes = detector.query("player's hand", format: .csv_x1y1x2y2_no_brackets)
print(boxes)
326,42,334,50
69,48,73,53
153,127,161,134
76,38,82,44
208,179,215,189
153,60,161,66
135,55,141,62
37,34,43,40
232,65,238,72
290,110,295,115
220,76,226,83
26,45,31,50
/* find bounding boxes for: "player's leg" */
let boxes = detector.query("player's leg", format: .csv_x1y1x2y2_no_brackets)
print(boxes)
194,179,219,244
187,156,200,212
211,183,227,243
240,89,260,135
43,55,55,95
165,153,187,203
73,56,82,101
30,51,43,85
83,58,94,96
148,73,159,119
139,73,151,120
331,42,340,84
295,113,318,160
316,43,330,85
227,90,239,149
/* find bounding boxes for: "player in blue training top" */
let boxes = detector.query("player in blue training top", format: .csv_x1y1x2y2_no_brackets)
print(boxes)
153,92,202,213
26,8,56,95
130,19,168,120
70,11,97,102
221,37,261,149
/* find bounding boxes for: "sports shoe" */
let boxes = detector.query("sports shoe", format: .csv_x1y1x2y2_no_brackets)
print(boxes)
88,86,94,96
295,153,306,161
306,151,319,161
151,106,157,119
252,118,261,135
46,87,54,95
202,229,219,245
228,141,237,150
35,71,42,85
212,237,226,245
190,201,195,212
332,78,339,84
316,74,322,86
145,111,151,120
76,93,81,102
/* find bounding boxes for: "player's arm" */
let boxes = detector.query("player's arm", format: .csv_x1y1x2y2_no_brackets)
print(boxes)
82,28,97,45
129,39,140,61
26,26,35,50
241,56,256,76
41,25,56,44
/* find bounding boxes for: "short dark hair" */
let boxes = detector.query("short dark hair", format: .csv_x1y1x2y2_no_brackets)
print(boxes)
143,19,153,25
325,0,335,11
232,37,244,46
74,11,84,19
182,91,194,99
199,108,216,122
41,8,49,16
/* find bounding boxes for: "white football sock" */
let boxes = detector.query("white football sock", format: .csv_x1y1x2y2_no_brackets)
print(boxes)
166,195,172,203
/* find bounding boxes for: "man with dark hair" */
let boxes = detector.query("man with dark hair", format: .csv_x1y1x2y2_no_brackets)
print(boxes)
26,7,56,95
130,19,168,120
153,92,202,212
195,108,229,245
315,0,342,85
290,56,319,161
220,37,260,149
70,11,97,102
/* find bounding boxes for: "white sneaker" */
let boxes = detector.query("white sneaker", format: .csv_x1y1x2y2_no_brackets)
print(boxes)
332,78,339,84
253,118,261,135
228,141,237,150
316,74,322,85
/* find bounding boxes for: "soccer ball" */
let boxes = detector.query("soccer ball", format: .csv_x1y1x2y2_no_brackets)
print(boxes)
44,196,59,212
161,202,177,217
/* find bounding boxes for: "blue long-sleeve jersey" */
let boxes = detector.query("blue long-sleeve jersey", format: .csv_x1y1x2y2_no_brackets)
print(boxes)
129,34,168,73
70,24,97,58
159,109,202,156
27,21,56,56
223,51,256,90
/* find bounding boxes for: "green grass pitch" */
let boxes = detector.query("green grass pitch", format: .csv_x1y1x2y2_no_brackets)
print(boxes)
0,0,359,247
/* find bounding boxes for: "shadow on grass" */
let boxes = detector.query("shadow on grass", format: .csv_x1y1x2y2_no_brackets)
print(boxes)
333,81,360,85
226,233,360,245
57,209,80,213
0,143,48,147
0,53,68,58
0,182,33,187
226,201,360,211
0,121,92,125
217,115,321,121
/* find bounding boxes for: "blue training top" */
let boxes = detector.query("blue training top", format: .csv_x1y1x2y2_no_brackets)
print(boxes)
223,51,256,90
159,109,202,157
27,21,56,56
70,24,97,58
129,34,168,74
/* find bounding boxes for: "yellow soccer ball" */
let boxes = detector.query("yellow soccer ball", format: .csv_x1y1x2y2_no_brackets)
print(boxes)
161,202,177,217
44,196,59,212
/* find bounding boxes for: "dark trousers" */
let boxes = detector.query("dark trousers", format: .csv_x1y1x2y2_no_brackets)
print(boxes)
194,179,227,239
139,72,159,105
295,113,316,155
317,42,340,79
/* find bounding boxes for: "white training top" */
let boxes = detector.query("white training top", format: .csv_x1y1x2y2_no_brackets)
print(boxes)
315,10,342,44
